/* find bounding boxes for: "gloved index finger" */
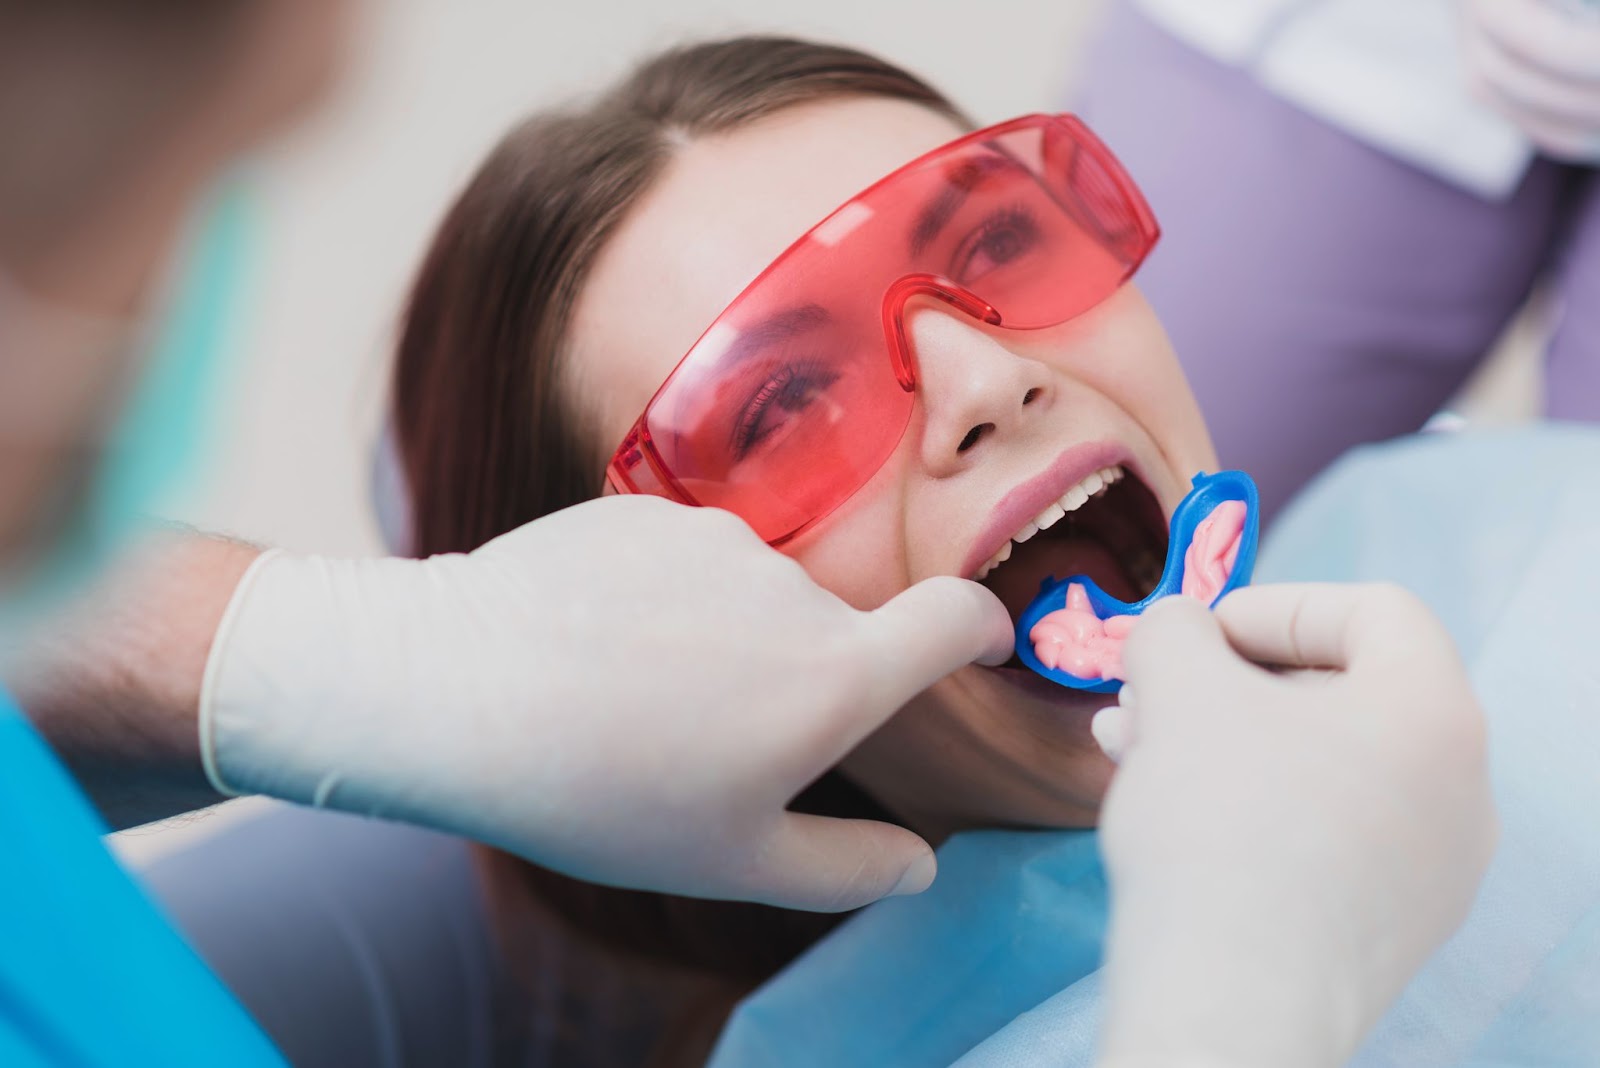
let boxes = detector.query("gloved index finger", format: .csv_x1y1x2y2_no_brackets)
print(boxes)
1213,583,1423,672
1471,0,1600,83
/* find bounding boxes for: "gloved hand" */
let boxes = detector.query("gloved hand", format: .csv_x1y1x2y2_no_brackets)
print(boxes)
1463,0,1600,161
1092,584,1498,1068
199,495,1012,911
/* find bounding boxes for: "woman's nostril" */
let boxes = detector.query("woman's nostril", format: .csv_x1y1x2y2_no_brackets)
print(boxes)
1022,387,1042,406
957,423,994,453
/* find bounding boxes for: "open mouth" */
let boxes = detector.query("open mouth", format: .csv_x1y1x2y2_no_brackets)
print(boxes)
976,464,1170,668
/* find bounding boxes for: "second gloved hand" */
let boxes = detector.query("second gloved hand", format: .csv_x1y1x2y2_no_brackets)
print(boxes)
1094,584,1499,1068
1463,0,1600,161
198,495,1012,912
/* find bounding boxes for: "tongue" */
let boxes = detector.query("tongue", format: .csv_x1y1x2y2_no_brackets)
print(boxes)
985,535,1136,624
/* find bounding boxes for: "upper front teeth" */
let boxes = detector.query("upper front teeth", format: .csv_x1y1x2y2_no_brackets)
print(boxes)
975,465,1125,580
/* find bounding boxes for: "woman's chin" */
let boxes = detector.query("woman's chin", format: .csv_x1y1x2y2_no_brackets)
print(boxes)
846,664,1116,840
980,661,1114,719
948,664,1118,828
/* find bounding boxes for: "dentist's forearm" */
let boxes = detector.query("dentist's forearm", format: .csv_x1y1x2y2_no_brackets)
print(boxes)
8,529,258,829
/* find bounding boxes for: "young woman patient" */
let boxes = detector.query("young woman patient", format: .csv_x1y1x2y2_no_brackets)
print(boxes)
390,35,1217,1065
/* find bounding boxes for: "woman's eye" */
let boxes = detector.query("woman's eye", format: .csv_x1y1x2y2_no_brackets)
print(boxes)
952,206,1042,284
732,362,842,459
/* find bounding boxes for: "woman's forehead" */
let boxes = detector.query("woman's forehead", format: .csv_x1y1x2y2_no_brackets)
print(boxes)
570,96,967,440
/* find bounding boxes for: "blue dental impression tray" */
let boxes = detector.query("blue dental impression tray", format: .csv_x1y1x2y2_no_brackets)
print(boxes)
1014,470,1261,693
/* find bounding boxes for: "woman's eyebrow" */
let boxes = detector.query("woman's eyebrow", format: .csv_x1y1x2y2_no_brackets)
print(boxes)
907,151,1029,256
711,303,832,370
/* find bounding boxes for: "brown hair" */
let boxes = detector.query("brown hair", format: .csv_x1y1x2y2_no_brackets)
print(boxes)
390,36,967,1065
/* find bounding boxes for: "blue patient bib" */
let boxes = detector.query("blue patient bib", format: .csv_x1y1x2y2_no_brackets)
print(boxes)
0,689,286,1067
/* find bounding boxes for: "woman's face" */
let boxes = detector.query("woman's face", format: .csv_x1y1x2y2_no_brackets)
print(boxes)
569,97,1216,837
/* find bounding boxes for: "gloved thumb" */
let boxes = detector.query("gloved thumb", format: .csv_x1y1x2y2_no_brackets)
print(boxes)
740,812,937,912
1119,595,1240,721
852,576,1013,734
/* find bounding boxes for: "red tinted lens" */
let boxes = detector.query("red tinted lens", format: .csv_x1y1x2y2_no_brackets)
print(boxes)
610,115,1157,544
938,117,1155,328
639,299,913,543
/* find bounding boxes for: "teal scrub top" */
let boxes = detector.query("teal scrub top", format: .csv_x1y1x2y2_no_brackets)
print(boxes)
0,688,286,1067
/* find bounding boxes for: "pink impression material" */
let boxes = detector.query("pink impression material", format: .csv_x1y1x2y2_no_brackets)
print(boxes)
1028,499,1248,682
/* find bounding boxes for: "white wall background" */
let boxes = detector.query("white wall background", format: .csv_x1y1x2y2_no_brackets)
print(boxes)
163,0,1113,557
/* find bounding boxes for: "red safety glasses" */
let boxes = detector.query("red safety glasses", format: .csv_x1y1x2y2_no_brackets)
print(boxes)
605,113,1159,545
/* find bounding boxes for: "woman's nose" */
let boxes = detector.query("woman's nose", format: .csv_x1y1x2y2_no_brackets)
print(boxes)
905,305,1052,477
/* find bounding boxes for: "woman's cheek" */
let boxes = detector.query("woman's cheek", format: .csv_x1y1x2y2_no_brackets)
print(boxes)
1099,298,1216,465
784,489,911,611
1116,356,1211,458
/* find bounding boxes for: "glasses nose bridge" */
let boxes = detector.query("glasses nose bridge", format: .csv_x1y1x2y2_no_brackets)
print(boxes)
881,273,1001,392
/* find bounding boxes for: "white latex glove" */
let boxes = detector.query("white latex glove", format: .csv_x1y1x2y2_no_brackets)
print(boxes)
1463,0,1600,161
199,495,1012,911
1093,584,1498,1068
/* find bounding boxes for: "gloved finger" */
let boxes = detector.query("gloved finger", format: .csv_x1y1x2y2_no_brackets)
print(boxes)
1467,22,1600,125
1469,0,1600,85
1213,583,1429,671
1119,596,1245,721
741,812,938,912
1464,12,1600,156
1090,702,1136,762
1496,107,1600,160
847,576,1013,733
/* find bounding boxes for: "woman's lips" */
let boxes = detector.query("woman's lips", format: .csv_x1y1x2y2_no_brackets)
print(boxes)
961,441,1133,580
